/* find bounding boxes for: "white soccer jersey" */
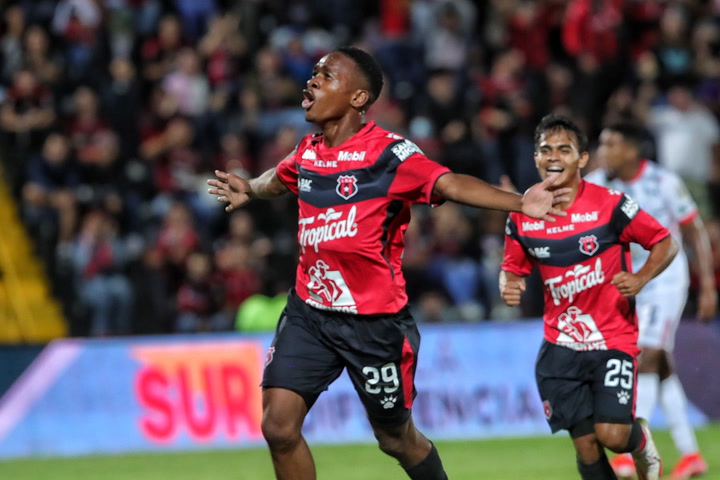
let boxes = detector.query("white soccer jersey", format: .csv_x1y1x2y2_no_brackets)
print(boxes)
584,160,697,293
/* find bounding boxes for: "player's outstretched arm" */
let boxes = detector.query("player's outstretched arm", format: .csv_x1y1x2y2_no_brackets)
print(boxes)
612,236,679,297
207,168,289,212
499,270,526,307
433,172,570,220
682,216,718,321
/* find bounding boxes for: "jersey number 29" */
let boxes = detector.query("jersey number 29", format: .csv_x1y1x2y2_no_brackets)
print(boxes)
363,363,400,394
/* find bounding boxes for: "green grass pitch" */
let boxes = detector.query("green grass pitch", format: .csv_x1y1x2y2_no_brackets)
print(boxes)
1,424,718,479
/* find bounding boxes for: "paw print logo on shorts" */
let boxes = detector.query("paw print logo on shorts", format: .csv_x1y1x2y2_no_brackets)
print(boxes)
381,396,397,409
617,390,630,405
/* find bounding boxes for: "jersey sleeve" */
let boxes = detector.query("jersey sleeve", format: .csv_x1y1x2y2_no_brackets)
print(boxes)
501,215,534,276
614,194,671,249
275,147,300,195
387,139,451,204
664,171,699,225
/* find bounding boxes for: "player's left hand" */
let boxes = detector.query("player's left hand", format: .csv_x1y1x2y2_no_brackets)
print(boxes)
207,170,252,212
611,271,645,297
521,173,571,221
697,284,718,322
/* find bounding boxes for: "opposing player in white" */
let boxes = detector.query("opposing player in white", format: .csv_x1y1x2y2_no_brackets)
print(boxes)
586,122,717,479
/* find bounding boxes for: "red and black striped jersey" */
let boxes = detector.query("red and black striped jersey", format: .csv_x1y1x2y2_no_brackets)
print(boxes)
502,180,670,356
276,121,450,315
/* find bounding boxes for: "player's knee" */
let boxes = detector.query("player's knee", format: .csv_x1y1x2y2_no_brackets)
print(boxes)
261,415,302,452
595,423,630,452
373,423,412,459
599,434,628,452
374,431,403,458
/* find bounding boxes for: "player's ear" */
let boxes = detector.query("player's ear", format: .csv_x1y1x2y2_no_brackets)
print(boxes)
578,151,590,169
351,89,370,110
628,144,640,160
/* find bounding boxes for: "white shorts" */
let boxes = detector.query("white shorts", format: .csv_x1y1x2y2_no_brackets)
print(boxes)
635,284,687,351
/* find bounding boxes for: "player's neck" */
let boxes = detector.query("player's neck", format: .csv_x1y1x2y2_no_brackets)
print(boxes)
617,159,642,182
556,179,583,211
319,115,365,148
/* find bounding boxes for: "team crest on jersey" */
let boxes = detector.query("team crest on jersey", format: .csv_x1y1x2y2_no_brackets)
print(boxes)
264,346,275,367
543,400,552,419
336,175,358,200
578,235,599,256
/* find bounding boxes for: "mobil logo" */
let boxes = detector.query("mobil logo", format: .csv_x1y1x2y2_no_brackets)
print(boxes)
338,150,366,161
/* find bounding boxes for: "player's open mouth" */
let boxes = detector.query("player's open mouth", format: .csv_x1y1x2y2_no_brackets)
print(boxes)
547,167,564,173
302,90,315,110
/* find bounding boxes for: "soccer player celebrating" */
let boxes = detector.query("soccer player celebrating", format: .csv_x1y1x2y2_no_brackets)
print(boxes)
208,47,569,480
499,114,678,480
586,122,716,479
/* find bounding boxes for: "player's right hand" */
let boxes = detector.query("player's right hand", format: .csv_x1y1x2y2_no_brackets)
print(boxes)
499,272,526,307
697,284,718,322
521,172,571,221
207,170,252,212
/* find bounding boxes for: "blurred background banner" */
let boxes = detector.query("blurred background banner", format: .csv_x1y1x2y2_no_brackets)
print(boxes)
0,321,714,459
0,335,267,458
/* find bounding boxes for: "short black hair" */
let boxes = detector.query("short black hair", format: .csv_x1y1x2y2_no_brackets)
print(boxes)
604,122,647,149
335,46,384,106
534,113,588,152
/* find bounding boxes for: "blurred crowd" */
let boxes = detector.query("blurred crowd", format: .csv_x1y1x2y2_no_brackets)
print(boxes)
1,0,720,337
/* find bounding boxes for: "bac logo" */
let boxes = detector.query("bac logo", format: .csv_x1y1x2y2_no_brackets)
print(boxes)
299,178,312,192
528,246,550,258
336,175,358,200
578,235,599,256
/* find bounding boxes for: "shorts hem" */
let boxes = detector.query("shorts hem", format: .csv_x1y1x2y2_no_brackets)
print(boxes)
594,414,633,425
367,408,412,427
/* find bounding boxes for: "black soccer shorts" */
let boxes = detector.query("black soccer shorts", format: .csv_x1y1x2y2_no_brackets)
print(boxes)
261,289,420,426
535,340,637,435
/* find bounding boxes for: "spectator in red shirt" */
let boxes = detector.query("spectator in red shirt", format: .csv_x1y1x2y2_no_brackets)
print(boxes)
0,68,56,186
214,239,261,325
175,250,226,332
65,86,112,166
141,14,185,85
155,200,200,289
71,208,133,336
